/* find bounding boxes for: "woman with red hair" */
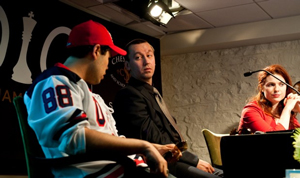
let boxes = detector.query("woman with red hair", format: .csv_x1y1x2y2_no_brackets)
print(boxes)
238,64,300,133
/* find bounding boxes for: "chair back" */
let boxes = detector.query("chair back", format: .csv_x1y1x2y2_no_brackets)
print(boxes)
13,96,52,177
202,129,228,169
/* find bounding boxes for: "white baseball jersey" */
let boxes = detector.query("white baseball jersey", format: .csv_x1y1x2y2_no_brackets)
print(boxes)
24,63,144,177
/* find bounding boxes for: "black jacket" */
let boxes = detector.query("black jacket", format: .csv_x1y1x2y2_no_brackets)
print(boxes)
113,77,199,167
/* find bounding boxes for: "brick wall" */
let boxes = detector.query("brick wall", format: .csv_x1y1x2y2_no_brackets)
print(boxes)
161,39,300,163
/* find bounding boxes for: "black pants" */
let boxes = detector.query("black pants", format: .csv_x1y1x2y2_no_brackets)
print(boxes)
168,161,223,178
124,167,176,178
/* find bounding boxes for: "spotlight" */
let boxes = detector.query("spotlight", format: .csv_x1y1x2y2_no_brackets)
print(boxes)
114,0,184,27
149,5,163,17
147,0,175,25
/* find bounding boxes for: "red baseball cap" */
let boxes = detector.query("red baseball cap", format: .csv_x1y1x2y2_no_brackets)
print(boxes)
66,20,126,57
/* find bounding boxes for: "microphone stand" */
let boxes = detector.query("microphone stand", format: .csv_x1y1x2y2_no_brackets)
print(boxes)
244,69,300,95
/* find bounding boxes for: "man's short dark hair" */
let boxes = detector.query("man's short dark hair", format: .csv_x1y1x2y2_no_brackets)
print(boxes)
125,39,149,61
67,45,111,58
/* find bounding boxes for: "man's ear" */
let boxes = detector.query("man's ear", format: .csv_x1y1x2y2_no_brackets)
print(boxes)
125,60,130,71
92,44,101,59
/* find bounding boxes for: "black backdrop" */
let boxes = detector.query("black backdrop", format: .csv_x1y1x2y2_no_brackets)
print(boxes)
0,0,161,174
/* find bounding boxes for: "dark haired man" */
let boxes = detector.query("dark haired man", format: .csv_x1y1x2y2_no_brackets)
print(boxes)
24,21,179,177
113,39,223,178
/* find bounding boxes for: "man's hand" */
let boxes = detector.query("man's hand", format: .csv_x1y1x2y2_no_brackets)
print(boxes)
142,143,169,178
152,143,182,163
196,159,215,174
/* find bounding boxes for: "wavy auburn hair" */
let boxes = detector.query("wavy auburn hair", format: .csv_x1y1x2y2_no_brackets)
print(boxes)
252,64,294,118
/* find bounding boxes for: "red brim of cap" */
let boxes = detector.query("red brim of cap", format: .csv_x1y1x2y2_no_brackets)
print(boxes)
109,44,127,57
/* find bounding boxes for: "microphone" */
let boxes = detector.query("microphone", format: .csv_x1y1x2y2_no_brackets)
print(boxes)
244,69,300,95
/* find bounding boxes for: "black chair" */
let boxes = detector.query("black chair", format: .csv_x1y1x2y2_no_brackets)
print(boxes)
13,96,136,178
220,131,300,178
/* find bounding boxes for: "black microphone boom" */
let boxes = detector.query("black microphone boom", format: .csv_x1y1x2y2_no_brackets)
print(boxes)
244,69,300,95
243,70,262,77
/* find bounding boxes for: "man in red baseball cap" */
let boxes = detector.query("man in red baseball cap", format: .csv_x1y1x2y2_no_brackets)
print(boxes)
66,20,126,57
24,20,180,177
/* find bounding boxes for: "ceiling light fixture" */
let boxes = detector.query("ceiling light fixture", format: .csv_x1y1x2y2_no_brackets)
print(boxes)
147,0,175,26
150,5,163,17
113,0,185,27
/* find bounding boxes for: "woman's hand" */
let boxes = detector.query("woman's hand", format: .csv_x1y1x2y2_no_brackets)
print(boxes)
152,143,182,163
284,93,300,112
